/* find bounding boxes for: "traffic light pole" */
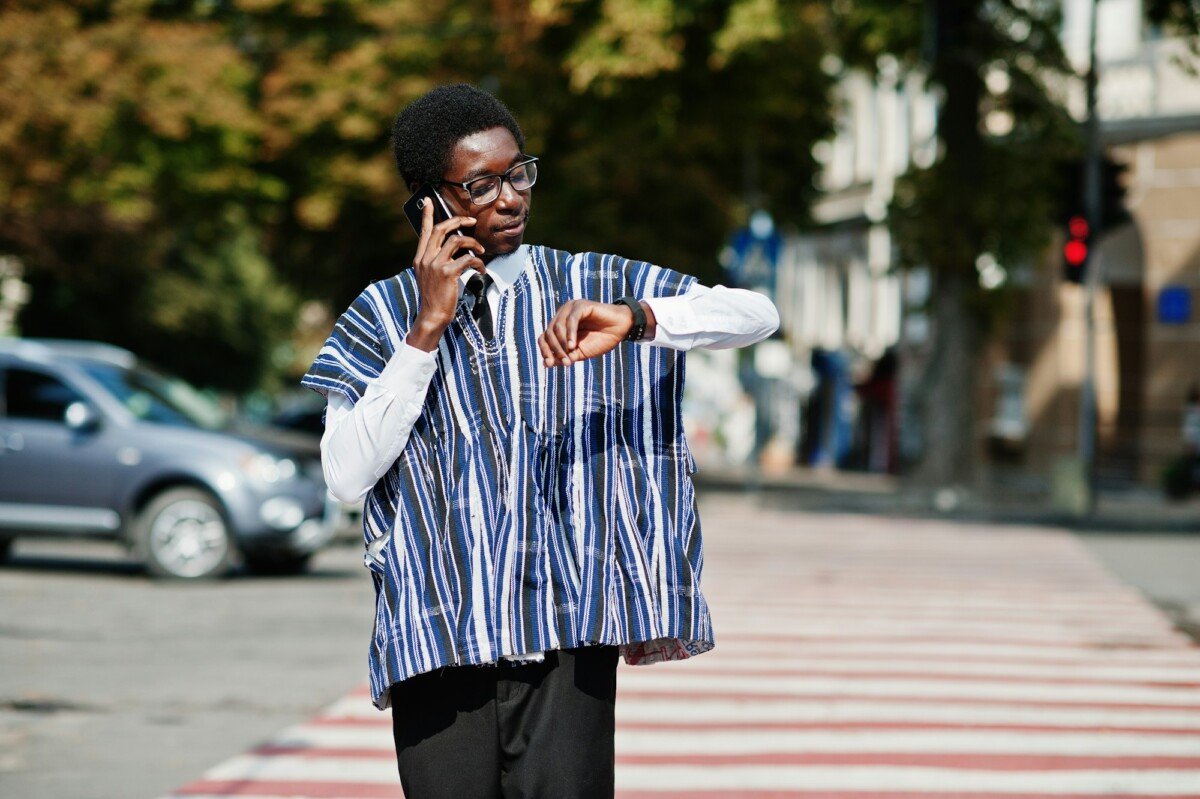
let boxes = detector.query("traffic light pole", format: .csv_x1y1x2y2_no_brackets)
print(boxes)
1079,0,1102,516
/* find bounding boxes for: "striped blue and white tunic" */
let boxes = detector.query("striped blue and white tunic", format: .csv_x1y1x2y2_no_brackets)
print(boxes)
303,245,713,709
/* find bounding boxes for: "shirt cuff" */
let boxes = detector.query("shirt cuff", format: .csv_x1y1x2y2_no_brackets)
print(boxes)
373,342,438,394
643,295,699,351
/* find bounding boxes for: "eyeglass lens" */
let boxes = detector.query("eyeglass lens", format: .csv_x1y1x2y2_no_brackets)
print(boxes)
467,161,538,205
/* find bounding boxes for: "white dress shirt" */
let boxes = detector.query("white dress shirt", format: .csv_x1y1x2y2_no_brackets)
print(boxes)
320,245,779,504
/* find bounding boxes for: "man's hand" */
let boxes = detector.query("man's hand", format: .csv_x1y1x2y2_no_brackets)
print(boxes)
406,199,486,352
538,299,657,368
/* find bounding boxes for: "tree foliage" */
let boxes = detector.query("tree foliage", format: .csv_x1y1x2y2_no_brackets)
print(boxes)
0,0,834,392
0,0,291,390
834,0,1078,292
1144,0,1200,41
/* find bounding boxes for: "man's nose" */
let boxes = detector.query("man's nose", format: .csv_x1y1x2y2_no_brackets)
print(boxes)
494,178,521,210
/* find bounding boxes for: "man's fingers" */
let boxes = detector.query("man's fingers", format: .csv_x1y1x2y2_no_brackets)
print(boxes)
549,308,566,347
542,309,571,366
450,235,486,261
421,215,477,265
447,252,486,278
435,234,485,268
544,331,569,365
564,303,589,351
433,215,477,241
443,259,485,280
414,200,434,264
538,332,568,367
555,304,579,358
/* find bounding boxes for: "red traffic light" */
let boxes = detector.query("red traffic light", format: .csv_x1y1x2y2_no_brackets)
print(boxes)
1064,239,1088,266
1063,214,1090,283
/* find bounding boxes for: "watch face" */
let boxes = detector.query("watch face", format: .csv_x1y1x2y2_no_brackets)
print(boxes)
617,296,645,341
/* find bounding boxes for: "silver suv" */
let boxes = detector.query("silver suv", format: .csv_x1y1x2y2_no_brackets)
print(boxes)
0,339,338,579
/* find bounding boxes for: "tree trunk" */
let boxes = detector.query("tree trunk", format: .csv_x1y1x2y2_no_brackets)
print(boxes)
910,0,987,488
912,271,981,487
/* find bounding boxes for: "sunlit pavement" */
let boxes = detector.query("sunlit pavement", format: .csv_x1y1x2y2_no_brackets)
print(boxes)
164,499,1200,798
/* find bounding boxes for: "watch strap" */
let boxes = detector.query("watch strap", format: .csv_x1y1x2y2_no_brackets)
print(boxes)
614,296,647,342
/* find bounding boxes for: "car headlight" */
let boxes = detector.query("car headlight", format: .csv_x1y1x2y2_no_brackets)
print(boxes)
240,453,299,484
261,496,306,530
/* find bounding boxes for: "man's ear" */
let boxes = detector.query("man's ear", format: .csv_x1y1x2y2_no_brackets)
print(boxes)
408,181,421,193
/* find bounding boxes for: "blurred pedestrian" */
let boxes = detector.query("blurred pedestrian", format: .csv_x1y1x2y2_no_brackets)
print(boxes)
302,84,778,798
1184,385,1200,457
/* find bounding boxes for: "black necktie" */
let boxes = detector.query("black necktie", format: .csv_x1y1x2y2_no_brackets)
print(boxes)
465,274,494,339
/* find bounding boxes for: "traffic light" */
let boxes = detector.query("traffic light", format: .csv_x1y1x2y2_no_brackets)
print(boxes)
1063,214,1089,284
1056,155,1129,284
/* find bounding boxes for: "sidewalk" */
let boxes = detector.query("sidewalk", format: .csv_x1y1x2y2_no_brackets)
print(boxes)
695,465,1200,533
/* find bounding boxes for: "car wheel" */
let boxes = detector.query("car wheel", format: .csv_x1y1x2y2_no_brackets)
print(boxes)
0,536,12,563
136,488,233,580
243,551,312,577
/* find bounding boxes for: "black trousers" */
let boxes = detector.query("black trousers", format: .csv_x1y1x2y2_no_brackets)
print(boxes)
390,646,619,799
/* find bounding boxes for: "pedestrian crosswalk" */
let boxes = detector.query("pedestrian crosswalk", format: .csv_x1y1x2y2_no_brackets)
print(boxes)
165,501,1200,797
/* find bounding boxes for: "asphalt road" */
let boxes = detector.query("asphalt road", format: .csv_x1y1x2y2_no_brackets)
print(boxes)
0,539,373,799
1,502,1197,799
1077,530,1200,638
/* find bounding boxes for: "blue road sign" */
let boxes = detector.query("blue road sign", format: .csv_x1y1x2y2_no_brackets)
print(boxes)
725,210,781,297
1158,286,1192,325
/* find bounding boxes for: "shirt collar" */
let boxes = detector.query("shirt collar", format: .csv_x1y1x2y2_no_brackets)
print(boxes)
457,244,529,296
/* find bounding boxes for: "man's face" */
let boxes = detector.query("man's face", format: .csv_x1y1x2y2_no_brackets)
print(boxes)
438,126,531,261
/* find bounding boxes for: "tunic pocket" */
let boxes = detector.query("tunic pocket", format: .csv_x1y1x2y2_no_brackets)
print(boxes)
521,418,561,500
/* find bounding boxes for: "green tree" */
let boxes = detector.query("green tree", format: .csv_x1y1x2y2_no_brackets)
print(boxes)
2,0,836,393
226,0,834,307
0,0,295,391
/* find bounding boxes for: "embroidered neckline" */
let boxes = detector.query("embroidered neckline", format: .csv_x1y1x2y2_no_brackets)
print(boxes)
456,246,539,355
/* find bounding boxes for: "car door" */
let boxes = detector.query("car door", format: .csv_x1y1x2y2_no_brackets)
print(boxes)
0,365,122,535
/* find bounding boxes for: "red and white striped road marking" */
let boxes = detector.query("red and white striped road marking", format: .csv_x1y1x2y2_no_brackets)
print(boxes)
165,503,1200,798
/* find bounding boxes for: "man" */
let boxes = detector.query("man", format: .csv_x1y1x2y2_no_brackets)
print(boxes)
303,83,778,798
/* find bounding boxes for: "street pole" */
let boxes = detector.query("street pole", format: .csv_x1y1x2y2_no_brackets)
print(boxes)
1079,0,1102,516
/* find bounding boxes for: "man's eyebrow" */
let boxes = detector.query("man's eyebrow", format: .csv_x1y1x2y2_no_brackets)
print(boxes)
461,155,528,183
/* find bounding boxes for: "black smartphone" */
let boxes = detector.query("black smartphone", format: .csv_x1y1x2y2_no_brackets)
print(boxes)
403,184,455,235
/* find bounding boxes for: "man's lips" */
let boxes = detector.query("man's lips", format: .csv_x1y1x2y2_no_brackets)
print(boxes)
495,216,527,235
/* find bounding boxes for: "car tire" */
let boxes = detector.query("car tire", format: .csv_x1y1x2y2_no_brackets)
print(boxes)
0,536,12,563
242,551,312,577
135,487,233,580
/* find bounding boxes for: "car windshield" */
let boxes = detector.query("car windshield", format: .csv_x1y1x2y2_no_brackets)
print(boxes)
79,361,227,430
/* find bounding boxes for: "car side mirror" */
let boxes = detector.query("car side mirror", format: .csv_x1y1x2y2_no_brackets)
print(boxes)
65,401,101,432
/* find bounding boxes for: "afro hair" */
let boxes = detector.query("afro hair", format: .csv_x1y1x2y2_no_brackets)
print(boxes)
391,84,526,191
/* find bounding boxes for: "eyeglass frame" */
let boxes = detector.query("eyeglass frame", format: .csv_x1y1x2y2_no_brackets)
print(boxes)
438,156,539,206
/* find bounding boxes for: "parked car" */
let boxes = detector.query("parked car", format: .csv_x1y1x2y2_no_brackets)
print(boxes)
0,339,339,579
272,401,325,439
270,398,363,544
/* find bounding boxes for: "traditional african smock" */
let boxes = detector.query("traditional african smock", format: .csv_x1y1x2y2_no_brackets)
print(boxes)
302,245,712,709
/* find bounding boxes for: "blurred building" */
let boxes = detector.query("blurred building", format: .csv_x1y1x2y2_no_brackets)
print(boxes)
998,0,1200,486
771,58,931,473
780,0,1200,487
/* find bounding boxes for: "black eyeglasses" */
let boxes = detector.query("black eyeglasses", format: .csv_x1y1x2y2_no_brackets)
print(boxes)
440,157,539,206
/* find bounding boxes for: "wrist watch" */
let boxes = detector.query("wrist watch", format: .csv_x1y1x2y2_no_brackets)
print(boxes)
614,296,647,342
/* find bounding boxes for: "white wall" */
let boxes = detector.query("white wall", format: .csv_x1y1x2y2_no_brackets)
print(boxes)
1061,0,1144,69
